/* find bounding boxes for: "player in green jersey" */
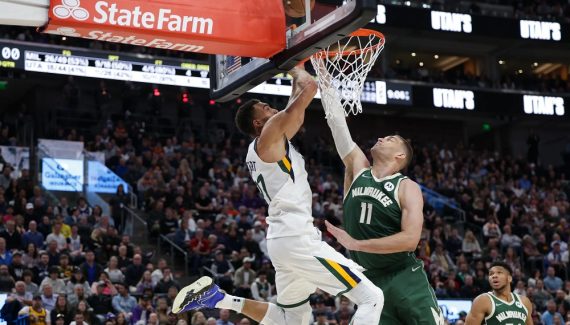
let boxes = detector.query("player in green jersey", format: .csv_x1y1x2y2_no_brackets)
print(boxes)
319,87,443,325
466,262,533,325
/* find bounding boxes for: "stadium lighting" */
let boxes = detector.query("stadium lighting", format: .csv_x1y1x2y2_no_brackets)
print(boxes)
411,52,416,57
434,55,439,59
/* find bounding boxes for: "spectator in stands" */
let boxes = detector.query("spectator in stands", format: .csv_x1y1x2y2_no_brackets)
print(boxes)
43,241,58,265
18,295,49,325
64,208,80,227
1,219,22,250
73,300,95,325
66,269,91,297
461,230,482,257
233,256,256,298
500,225,522,251
189,229,210,273
37,216,52,239
445,228,463,258
130,294,154,325
67,284,88,310
430,243,456,275
10,280,33,306
210,250,234,293
91,273,117,296
80,250,103,285
54,197,71,219
50,295,71,325
40,283,58,313
0,166,12,190
88,282,113,322
46,222,66,252
105,256,125,283
9,251,26,281
544,266,564,295
547,242,566,275
150,259,167,287
482,217,502,242
22,270,38,296
112,283,137,318
40,267,66,294
216,309,233,325
76,198,92,219
160,208,178,236
34,251,50,283
23,221,44,250
134,271,154,296
64,229,81,265
0,237,12,265
154,298,170,325
542,300,564,325
125,254,145,290
70,313,88,325
0,264,15,292
154,267,179,294
250,270,273,303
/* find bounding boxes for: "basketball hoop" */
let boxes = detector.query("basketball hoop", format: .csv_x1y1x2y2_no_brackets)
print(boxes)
310,29,385,117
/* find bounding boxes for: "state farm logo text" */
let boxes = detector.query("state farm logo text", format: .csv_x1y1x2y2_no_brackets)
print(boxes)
53,0,214,35
53,0,89,21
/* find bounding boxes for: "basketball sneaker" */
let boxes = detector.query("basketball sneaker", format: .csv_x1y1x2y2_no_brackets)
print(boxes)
172,276,225,314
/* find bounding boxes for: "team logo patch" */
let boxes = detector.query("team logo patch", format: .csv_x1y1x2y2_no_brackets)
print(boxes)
384,182,395,192
515,301,522,308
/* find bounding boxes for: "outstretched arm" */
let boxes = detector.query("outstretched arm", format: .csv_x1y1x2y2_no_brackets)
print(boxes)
326,179,423,254
257,66,317,163
320,86,369,195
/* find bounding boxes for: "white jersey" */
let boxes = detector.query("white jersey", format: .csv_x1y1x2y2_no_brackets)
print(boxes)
246,139,313,239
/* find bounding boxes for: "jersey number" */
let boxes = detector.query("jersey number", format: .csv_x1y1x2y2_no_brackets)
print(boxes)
359,203,373,224
256,174,271,202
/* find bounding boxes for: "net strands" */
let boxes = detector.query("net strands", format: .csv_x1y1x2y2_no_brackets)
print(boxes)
311,30,385,117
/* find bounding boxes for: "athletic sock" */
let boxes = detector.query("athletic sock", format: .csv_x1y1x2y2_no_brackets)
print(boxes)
214,293,245,313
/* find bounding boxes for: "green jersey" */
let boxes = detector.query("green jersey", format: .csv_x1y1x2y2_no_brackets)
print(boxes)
485,292,528,325
343,170,417,272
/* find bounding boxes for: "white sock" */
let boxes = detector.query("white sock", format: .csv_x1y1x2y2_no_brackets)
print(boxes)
214,293,245,313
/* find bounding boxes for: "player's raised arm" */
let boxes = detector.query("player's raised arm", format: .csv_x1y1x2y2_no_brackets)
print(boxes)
320,87,370,194
465,294,492,325
256,66,317,162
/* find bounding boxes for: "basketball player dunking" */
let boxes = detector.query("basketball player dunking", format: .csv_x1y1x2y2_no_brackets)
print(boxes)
172,65,384,325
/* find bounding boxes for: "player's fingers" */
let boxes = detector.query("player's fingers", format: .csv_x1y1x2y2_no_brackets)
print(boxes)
325,220,338,235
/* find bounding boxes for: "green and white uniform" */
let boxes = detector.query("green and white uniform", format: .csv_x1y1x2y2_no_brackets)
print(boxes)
484,292,528,325
343,169,443,325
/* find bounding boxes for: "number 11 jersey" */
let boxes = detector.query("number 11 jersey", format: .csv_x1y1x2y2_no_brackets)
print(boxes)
245,139,313,239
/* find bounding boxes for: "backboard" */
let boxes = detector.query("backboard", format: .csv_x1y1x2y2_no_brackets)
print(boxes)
210,0,377,102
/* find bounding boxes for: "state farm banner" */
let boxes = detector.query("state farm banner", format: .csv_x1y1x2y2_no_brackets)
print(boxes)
42,0,286,58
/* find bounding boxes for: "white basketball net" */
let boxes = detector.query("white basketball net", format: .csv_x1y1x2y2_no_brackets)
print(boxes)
310,31,385,118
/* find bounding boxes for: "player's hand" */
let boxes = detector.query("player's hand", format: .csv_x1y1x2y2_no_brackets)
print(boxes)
325,220,358,251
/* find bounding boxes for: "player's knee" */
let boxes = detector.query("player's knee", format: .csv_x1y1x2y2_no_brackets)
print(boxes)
260,303,286,325
346,280,384,306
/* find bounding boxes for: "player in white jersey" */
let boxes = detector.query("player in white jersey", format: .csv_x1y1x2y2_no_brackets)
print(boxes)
173,65,384,325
